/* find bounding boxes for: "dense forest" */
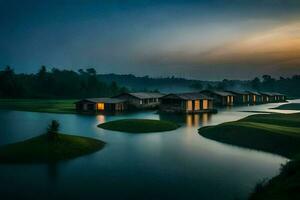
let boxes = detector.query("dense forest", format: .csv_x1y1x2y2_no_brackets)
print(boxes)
1,66,300,99
0,66,128,99
210,75,300,98
97,73,210,92
99,73,300,97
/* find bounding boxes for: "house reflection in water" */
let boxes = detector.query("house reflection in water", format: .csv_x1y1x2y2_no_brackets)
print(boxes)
159,112,212,127
186,113,211,127
97,114,106,124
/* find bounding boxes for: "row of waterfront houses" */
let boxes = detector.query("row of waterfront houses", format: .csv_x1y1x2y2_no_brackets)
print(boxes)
75,90,286,114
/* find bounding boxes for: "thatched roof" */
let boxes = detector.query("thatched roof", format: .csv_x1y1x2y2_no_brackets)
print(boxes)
161,92,212,100
201,90,235,97
116,92,164,99
76,98,126,104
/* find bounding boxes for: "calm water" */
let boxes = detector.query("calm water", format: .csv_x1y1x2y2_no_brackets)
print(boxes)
0,100,299,200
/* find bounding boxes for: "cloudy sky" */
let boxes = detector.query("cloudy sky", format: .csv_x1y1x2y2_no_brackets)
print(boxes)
1,0,300,80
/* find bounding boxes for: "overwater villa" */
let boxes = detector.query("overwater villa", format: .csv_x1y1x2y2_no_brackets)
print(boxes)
226,90,250,104
246,91,263,104
260,92,275,103
200,90,235,106
75,90,286,113
159,92,214,113
272,92,286,102
75,98,127,112
113,92,164,109
260,92,286,103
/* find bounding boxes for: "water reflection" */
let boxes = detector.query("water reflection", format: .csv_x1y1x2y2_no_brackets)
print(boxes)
47,163,59,181
159,113,212,127
96,114,106,124
0,100,298,200
202,113,209,126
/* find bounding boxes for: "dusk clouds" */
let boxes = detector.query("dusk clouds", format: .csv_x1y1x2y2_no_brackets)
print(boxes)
1,0,300,79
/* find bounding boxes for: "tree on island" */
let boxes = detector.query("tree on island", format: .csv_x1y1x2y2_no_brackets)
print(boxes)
47,120,60,141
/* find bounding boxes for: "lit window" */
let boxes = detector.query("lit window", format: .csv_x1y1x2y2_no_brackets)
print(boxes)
202,100,208,109
97,103,105,110
187,100,193,111
194,100,200,110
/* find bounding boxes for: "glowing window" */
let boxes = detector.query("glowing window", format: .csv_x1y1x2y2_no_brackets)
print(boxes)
227,96,230,103
187,100,193,111
230,96,233,103
194,100,200,110
203,100,208,109
253,95,256,102
97,103,105,110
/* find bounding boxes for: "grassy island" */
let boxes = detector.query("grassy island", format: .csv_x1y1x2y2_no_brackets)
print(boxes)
198,113,300,200
0,133,105,163
0,99,76,114
272,103,300,110
98,119,180,133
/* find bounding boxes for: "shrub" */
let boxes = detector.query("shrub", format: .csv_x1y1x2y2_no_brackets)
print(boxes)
47,120,60,140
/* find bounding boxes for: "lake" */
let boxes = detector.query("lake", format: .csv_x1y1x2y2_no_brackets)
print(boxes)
0,100,299,200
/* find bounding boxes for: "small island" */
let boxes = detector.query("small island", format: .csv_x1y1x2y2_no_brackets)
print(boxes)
199,113,300,158
0,120,105,163
272,103,300,110
198,113,300,200
98,119,180,133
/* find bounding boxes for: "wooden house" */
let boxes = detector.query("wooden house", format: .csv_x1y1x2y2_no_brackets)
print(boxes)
259,92,275,103
114,92,164,109
160,92,214,113
75,98,127,113
271,92,286,102
226,90,250,104
200,90,235,106
246,91,263,104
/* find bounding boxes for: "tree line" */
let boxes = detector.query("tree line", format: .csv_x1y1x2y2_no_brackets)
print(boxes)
193,75,300,98
0,66,128,99
1,65,299,98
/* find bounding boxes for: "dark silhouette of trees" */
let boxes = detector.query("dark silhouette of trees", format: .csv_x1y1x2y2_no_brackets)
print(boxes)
0,66,127,99
251,77,261,90
0,65,299,98
190,82,203,90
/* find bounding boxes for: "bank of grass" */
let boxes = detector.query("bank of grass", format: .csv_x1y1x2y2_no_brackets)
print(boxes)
198,113,300,200
272,103,300,110
0,133,105,163
98,119,180,133
0,99,77,114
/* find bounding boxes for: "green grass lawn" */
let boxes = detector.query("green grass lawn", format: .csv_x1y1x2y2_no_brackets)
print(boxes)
198,113,300,200
0,99,77,114
199,113,300,159
0,133,105,163
272,103,300,110
98,119,180,133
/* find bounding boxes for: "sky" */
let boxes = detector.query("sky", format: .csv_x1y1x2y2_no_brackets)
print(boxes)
0,0,300,80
